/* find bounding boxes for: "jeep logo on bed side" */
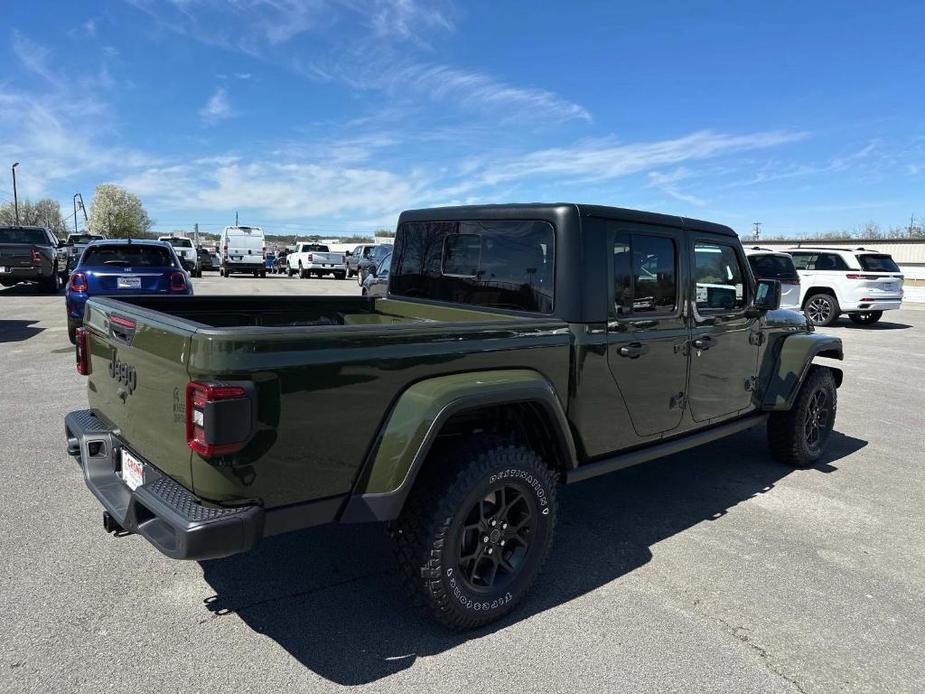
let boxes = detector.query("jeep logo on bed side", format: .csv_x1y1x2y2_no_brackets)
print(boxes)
108,355,137,395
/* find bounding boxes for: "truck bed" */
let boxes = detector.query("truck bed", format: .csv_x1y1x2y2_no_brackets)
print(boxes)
81,294,571,510
106,295,519,328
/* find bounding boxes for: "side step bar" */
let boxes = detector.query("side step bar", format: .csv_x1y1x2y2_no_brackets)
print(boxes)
565,413,768,484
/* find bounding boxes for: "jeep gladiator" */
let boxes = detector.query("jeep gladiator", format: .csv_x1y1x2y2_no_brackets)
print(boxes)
64,203,844,628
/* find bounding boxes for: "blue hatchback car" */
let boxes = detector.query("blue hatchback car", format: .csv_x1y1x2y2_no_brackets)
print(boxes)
66,239,193,343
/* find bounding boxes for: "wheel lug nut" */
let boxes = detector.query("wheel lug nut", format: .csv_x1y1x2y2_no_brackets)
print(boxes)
500,540,505,546
491,520,497,527
487,548,493,555
502,523,507,530
483,536,489,543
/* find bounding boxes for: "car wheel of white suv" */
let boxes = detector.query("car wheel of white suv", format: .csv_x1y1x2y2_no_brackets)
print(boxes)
805,293,840,327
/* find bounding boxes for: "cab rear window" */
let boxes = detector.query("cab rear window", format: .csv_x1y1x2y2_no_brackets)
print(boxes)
856,254,900,272
391,220,555,313
747,254,798,280
81,246,176,267
1,228,48,244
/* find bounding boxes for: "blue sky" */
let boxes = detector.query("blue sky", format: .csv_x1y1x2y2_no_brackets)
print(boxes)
1,1,923,237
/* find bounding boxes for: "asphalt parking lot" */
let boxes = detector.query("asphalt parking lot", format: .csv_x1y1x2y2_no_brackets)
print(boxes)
1,275,923,694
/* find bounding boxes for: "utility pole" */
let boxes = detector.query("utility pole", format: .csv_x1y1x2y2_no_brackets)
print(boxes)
910,215,915,236
752,221,762,242
73,193,81,233
235,210,239,226
194,222,199,247
11,162,20,225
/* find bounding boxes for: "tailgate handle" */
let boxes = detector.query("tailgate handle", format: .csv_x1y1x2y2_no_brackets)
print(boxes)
109,314,137,345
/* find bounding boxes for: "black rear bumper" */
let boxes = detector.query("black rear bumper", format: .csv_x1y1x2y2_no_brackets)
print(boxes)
64,410,264,560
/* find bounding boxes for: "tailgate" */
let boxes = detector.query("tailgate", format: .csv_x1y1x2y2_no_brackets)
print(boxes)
83,298,195,488
315,252,343,264
0,243,34,268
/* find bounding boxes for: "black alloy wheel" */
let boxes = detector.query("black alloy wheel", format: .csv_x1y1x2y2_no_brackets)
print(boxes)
455,484,538,593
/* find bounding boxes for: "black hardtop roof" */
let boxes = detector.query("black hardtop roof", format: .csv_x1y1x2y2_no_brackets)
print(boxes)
398,203,736,237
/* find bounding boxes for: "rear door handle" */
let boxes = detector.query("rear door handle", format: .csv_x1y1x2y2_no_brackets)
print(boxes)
618,342,649,359
692,335,715,351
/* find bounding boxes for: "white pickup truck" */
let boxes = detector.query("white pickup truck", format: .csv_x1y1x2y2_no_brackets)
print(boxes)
286,242,346,279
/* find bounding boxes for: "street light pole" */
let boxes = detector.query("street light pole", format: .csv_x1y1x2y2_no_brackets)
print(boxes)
73,193,80,234
11,162,20,225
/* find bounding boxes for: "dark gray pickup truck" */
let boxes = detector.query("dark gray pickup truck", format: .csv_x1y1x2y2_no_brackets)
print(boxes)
0,225,63,292
64,203,844,628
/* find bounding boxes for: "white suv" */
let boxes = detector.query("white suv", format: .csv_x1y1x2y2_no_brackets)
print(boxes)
744,247,801,310
787,247,904,326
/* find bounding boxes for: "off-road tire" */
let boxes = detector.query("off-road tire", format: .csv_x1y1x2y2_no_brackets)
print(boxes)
768,366,837,468
849,311,882,325
299,263,308,279
804,292,840,326
391,439,558,629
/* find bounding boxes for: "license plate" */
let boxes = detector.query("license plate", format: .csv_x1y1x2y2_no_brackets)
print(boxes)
121,449,145,491
883,282,897,291
117,276,142,289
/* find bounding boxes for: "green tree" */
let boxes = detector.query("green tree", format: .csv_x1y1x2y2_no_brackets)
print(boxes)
0,198,69,238
88,184,153,238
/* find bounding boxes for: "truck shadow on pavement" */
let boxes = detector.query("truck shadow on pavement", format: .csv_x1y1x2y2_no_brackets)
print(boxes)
198,426,866,686
0,319,44,343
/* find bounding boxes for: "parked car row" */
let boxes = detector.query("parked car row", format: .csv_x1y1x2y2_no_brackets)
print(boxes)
743,245,904,325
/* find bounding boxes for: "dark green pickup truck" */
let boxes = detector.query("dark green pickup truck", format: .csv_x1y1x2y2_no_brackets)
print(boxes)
65,203,843,628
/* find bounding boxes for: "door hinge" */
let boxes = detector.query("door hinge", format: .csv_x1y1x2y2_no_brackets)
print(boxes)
744,376,758,392
749,331,765,346
670,391,687,409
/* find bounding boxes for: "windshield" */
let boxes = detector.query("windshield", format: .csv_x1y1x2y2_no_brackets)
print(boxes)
747,253,798,280
81,245,176,267
856,254,900,272
164,238,193,248
1,228,48,244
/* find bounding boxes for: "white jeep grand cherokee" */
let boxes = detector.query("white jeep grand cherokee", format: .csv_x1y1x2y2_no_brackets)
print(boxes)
788,247,904,326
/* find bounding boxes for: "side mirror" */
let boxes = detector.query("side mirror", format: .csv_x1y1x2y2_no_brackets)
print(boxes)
753,278,781,312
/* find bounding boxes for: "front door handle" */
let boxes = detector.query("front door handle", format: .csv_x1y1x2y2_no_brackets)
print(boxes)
618,342,649,359
692,335,715,351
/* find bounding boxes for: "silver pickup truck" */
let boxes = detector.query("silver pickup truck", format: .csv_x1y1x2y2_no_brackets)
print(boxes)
286,242,346,279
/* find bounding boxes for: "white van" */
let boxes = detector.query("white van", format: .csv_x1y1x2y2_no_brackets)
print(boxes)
219,226,266,277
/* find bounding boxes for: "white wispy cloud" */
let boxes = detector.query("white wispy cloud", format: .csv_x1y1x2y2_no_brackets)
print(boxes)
199,87,233,123
474,130,808,185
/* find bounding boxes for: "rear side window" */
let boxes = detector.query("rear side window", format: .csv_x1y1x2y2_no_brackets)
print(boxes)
81,245,176,267
391,220,555,313
857,254,900,272
747,253,798,280
693,243,747,311
610,232,677,316
791,252,849,271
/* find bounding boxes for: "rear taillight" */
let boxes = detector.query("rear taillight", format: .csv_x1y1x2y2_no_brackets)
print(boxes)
780,278,801,285
169,272,187,292
31,247,41,265
307,253,313,263
75,327,90,375
185,381,253,457
223,244,229,259
262,245,267,259
846,274,880,280
69,272,88,292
